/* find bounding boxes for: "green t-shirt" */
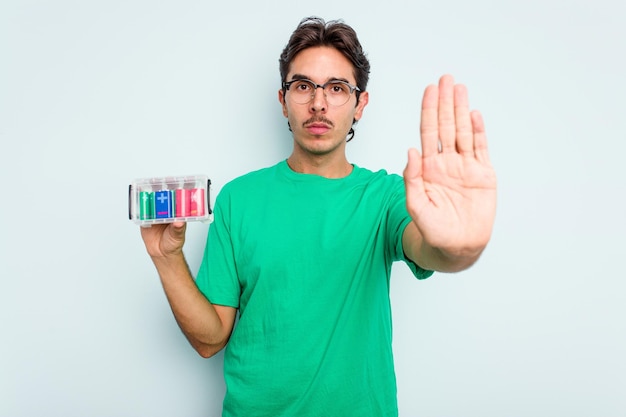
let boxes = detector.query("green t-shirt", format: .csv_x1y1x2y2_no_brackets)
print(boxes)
196,160,433,417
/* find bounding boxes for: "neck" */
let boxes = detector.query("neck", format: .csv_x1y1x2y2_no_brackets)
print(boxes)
286,153,353,178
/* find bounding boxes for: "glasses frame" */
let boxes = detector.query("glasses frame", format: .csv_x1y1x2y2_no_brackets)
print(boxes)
282,79,361,106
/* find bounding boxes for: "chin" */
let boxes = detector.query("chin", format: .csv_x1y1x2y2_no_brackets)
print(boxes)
298,138,344,156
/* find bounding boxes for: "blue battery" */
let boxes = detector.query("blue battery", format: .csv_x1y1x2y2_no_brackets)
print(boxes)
154,190,173,218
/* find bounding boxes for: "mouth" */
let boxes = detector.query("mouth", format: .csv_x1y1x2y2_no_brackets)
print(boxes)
304,118,333,135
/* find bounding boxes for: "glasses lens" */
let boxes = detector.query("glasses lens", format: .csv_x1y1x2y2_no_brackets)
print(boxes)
289,80,315,104
324,82,352,106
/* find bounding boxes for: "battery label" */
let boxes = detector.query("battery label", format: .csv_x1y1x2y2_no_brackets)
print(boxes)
190,188,205,216
139,191,154,220
175,189,191,217
154,190,173,218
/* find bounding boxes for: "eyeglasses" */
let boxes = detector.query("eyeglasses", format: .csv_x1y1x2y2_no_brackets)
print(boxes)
282,79,361,106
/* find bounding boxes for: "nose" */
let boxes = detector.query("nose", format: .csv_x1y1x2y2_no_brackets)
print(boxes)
309,86,327,112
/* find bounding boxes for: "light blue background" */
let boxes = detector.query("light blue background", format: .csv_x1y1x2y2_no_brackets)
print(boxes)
2,1,625,416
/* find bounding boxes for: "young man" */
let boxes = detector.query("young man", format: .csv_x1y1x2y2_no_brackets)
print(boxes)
141,17,496,417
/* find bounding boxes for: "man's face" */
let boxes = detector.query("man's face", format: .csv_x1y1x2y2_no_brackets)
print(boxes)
279,46,369,157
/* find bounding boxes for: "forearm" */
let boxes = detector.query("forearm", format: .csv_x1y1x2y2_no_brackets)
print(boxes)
150,254,232,357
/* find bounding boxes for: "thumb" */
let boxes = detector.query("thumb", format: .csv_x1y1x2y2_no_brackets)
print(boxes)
159,221,188,257
403,148,423,184
403,148,428,218
168,221,187,240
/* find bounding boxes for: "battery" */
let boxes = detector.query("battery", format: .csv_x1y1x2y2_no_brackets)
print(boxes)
190,188,205,216
175,189,190,217
154,190,173,218
139,191,154,220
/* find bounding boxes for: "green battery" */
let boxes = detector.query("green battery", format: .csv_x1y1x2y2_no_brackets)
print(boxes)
139,191,154,220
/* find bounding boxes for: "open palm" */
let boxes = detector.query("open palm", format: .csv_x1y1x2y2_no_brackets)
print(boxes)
404,75,497,254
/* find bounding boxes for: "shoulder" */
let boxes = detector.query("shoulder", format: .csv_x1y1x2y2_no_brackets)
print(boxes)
352,165,404,189
221,161,284,193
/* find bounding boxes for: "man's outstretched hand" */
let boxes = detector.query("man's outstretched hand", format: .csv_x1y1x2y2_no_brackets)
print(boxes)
403,75,497,263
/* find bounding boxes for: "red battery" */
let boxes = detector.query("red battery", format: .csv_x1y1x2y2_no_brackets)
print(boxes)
175,189,191,217
190,188,205,216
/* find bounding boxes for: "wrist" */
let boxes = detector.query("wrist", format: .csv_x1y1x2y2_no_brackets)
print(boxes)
151,251,189,274
426,243,484,272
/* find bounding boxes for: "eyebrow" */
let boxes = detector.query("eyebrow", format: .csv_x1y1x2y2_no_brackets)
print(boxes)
289,73,352,84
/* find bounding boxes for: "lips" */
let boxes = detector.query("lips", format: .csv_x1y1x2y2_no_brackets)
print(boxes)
306,124,331,135
304,118,333,135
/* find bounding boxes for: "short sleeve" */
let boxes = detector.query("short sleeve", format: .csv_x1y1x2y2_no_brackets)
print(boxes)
195,187,241,308
386,176,434,280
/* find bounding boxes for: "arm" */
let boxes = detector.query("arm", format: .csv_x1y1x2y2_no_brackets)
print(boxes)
402,75,497,272
141,222,236,358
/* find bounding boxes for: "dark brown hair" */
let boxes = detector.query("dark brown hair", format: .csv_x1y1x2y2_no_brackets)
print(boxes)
279,17,370,93
279,17,371,141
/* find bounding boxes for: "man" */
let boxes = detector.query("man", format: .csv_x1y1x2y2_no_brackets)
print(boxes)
141,16,496,417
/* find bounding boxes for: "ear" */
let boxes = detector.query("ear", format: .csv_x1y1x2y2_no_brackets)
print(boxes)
278,89,288,117
353,91,369,122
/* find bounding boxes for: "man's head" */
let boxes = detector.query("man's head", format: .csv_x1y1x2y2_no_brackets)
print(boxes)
279,17,370,143
279,17,370,98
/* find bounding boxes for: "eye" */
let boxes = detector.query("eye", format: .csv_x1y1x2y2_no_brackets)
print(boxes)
293,81,313,92
328,82,349,94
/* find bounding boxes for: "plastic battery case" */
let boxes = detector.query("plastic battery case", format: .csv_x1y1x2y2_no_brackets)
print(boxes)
128,175,213,227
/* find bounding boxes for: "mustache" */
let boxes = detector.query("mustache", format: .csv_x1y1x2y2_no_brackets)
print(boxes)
303,116,334,128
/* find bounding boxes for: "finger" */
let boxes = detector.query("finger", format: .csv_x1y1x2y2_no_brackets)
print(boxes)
438,75,456,153
169,221,187,237
403,148,428,213
420,84,439,157
165,222,186,246
403,147,423,181
471,110,491,165
454,84,473,156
